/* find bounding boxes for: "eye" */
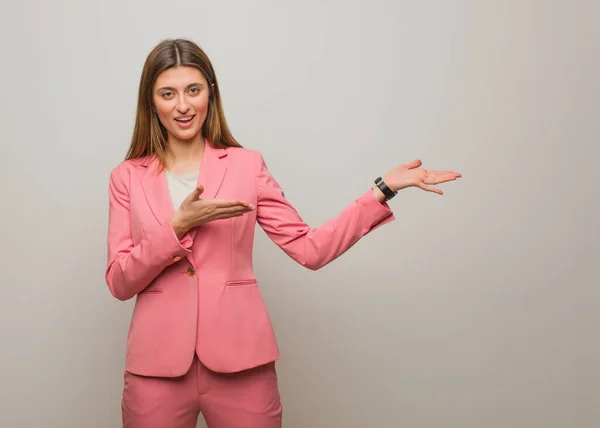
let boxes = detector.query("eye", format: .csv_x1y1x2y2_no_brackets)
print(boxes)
189,87,201,95
160,91,173,98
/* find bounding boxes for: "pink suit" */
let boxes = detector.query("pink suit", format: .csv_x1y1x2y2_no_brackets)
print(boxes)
106,142,395,427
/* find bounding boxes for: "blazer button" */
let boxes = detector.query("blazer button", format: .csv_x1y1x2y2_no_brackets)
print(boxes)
187,267,196,277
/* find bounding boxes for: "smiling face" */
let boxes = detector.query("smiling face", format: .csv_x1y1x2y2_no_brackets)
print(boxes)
152,66,212,144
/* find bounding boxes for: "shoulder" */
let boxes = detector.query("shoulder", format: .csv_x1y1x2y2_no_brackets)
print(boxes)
109,155,155,184
223,145,261,159
223,146,267,169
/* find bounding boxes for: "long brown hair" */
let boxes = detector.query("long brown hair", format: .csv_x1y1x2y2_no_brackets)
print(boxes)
125,38,241,166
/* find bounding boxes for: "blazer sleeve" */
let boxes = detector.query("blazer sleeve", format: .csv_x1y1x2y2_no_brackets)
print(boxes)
254,151,395,270
105,166,193,301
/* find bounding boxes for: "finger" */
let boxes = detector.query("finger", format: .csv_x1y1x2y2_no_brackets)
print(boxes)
416,181,443,195
217,205,254,216
424,173,459,184
434,171,461,179
430,170,461,176
425,170,460,180
402,159,422,169
212,199,254,209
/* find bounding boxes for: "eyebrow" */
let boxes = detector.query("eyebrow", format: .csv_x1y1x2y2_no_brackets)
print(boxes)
156,82,205,92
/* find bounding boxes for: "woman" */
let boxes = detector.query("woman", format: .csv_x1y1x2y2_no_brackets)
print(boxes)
106,38,461,428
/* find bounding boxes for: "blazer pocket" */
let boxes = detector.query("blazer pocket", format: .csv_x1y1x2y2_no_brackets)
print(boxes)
225,279,258,287
138,288,163,294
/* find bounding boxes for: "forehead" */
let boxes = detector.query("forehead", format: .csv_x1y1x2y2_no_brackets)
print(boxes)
154,66,207,89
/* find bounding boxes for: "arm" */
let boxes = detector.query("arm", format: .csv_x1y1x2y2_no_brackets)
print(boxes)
254,152,395,270
105,166,193,301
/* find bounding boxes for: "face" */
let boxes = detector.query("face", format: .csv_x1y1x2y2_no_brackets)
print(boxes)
152,66,212,143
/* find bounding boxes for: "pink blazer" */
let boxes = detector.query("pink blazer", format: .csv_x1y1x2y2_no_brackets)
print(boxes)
106,142,395,377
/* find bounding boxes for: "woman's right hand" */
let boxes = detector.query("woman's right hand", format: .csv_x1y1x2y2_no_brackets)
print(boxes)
169,185,255,238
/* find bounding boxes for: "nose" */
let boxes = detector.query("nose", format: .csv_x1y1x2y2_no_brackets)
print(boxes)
176,96,190,114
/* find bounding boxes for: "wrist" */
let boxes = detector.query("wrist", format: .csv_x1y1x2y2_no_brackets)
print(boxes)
374,176,398,201
372,186,386,203
169,214,188,239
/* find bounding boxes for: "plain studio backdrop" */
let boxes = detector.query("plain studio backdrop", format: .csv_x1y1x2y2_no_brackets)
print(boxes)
0,1,598,427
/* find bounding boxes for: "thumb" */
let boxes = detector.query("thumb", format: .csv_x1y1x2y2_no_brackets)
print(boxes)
402,159,422,169
183,184,204,204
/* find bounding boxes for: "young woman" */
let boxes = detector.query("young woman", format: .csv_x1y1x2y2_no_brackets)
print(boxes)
106,38,461,428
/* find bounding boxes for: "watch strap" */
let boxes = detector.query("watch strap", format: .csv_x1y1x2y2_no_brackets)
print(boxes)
374,177,397,200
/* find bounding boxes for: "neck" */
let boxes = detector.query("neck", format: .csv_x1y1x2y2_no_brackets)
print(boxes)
165,135,206,170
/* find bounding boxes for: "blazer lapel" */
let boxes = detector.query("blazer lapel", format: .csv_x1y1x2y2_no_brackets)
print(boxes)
197,141,228,200
140,155,176,226
187,141,228,241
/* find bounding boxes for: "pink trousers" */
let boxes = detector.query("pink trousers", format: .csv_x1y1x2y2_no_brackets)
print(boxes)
121,355,283,428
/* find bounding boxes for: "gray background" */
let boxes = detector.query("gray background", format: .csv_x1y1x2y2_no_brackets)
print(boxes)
1,0,598,427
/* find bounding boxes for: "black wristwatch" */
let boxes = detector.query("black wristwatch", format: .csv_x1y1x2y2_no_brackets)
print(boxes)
374,177,397,200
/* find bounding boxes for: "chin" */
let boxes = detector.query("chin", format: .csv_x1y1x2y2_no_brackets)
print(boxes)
171,128,202,142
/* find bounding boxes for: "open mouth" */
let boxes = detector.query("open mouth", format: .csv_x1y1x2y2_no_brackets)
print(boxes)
174,115,196,128
175,115,195,123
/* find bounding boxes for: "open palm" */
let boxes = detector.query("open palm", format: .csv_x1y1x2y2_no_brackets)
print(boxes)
384,160,461,195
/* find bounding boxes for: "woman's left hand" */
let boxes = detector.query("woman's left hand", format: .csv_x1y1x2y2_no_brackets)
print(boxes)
382,159,462,196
